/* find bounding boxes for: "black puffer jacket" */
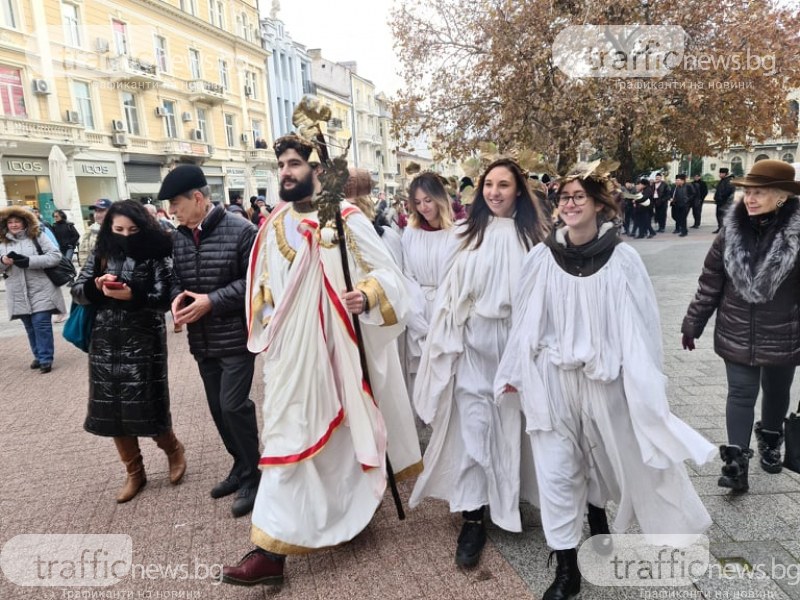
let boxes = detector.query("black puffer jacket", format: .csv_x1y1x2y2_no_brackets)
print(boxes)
72,233,174,437
171,205,257,358
682,198,800,366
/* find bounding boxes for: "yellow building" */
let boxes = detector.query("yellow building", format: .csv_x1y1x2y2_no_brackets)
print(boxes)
0,0,274,229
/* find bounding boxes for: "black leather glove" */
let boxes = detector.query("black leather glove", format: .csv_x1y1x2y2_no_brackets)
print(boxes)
681,334,695,351
7,251,29,268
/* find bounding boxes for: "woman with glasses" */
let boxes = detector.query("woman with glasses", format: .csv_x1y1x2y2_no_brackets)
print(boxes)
410,158,549,569
496,169,713,600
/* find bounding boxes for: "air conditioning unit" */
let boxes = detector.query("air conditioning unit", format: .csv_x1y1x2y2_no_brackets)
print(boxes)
111,119,125,132
155,106,167,117
112,133,128,147
190,129,203,140
244,85,253,97
65,110,80,123
240,133,249,144
181,111,192,122
32,79,49,95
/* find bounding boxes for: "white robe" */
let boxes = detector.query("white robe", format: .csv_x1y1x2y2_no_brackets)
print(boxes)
245,202,422,554
495,241,714,547
400,225,458,397
410,217,537,533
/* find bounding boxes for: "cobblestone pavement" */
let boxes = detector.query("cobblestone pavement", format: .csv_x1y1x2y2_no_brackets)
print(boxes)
2,205,798,600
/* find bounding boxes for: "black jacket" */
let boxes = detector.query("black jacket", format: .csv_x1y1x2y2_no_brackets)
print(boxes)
72,232,174,437
52,220,80,252
714,176,736,205
671,183,692,208
692,180,709,206
170,204,257,358
682,198,800,366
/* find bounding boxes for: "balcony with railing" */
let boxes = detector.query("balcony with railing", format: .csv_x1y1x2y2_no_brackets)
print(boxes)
0,116,85,144
302,80,317,94
107,55,161,85
328,117,344,131
247,149,275,164
187,79,226,104
161,139,212,159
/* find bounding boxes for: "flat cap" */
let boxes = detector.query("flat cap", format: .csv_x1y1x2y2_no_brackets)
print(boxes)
158,165,207,200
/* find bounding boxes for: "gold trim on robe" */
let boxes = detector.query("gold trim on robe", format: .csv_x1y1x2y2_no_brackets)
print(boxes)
356,276,398,326
393,460,424,482
274,215,297,264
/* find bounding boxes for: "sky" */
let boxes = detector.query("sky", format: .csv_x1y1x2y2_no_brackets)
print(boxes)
260,0,405,96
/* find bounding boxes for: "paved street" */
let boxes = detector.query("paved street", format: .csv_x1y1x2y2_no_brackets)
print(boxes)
2,204,799,600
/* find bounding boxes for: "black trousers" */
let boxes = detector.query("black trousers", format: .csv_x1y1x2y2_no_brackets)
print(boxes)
197,353,260,486
672,204,689,234
654,202,668,231
692,200,703,227
724,360,796,448
715,201,731,230
635,207,655,237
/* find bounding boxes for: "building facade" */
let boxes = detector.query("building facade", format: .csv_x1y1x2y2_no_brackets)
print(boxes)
0,0,276,230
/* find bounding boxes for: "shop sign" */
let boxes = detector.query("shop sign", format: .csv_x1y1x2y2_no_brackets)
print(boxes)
227,177,246,187
5,158,48,175
74,161,118,177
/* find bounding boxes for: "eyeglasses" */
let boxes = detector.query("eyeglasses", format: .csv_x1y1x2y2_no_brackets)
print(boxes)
557,193,590,206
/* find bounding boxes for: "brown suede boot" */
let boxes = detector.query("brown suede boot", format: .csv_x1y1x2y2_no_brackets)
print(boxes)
113,436,146,503
154,430,186,484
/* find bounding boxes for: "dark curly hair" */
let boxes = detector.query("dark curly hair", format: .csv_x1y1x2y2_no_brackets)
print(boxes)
459,158,550,251
94,199,172,261
273,134,316,162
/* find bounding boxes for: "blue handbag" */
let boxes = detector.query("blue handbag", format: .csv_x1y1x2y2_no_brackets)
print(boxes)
62,302,97,352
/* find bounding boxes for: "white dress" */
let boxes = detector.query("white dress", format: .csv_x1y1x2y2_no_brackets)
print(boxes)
410,217,538,533
495,239,714,548
245,202,422,554
400,225,458,397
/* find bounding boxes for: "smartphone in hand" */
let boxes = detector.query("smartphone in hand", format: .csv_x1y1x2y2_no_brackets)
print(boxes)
103,281,125,290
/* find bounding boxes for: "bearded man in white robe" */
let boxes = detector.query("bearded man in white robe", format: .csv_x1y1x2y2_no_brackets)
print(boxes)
220,135,421,587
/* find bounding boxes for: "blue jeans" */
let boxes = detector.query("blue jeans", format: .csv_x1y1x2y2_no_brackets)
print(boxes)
20,311,55,365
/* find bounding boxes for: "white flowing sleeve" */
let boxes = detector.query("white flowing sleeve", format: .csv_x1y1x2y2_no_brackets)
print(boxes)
617,246,715,467
495,244,554,430
343,209,409,329
246,220,275,353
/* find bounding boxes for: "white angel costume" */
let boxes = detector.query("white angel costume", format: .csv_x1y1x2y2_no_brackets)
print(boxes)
495,235,714,549
400,225,458,397
245,202,422,554
410,217,538,532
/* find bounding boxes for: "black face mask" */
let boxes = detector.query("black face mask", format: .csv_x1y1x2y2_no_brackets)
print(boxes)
112,232,140,255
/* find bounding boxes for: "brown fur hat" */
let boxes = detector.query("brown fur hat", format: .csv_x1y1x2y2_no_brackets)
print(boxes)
0,205,41,240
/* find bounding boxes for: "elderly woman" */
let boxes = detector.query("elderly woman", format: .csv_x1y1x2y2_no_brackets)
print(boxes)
0,206,66,373
497,167,714,600
72,200,185,503
682,159,800,492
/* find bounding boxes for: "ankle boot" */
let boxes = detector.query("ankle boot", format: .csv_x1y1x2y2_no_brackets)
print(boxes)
113,436,146,503
754,421,784,474
543,548,581,600
154,429,186,484
587,503,612,555
718,444,753,492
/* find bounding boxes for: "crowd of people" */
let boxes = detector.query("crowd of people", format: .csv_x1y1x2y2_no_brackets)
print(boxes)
2,150,799,598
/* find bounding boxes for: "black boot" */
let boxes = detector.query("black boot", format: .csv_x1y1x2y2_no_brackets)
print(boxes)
754,421,784,474
718,445,753,492
587,503,612,555
543,548,581,600
455,508,486,568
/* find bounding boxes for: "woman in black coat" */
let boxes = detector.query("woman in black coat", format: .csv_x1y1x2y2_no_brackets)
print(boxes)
682,160,800,493
71,200,186,503
51,209,80,262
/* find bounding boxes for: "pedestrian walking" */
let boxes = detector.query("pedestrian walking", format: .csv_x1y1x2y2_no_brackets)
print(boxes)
682,159,800,492
670,173,692,236
79,199,112,263
70,200,186,503
401,172,457,399
713,167,736,233
691,174,708,228
51,209,80,262
652,173,670,232
409,158,548,569
161,165,261,518
220,134,421,586
0,206,65,373
497,167,714,600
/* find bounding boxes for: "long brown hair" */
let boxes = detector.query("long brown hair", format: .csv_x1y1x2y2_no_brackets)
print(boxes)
459,158,549,251
407,172,454,229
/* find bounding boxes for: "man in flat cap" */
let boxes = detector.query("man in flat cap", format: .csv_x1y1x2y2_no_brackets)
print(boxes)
160,164,261,518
